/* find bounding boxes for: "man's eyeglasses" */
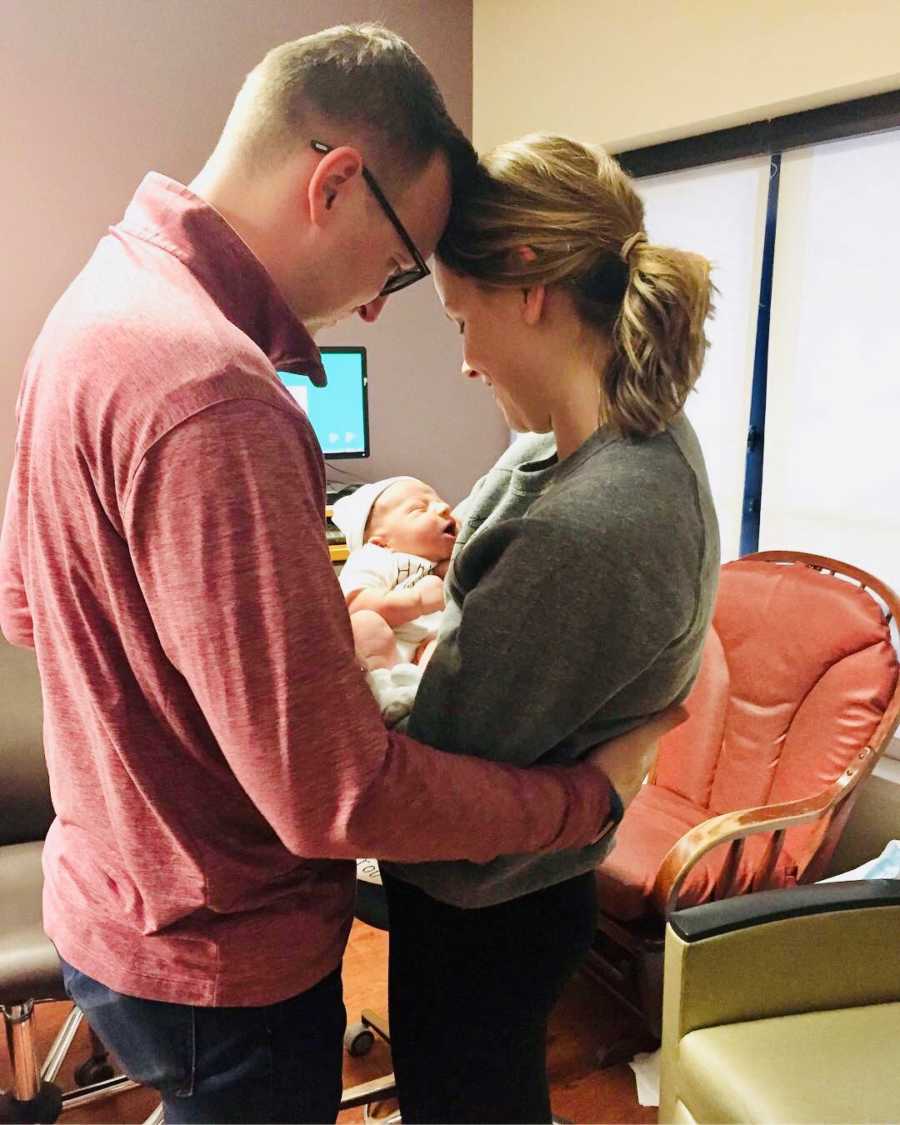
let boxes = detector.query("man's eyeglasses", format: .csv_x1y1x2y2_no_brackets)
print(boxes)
311,140,431,297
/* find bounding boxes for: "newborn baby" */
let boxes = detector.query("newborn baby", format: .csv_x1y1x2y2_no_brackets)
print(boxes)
331,476,458,723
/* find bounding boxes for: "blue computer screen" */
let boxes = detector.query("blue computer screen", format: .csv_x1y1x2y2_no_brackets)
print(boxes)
277,347,369,459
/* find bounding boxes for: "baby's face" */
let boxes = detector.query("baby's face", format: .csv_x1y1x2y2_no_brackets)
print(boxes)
367,479,458,562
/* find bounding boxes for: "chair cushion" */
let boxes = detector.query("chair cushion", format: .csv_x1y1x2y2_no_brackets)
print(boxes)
654,561,897,826
596,786,708,921
0,639,54,846
599,559,900,922
0,840,66,1006
676,1001,900,1123
595,785,797,921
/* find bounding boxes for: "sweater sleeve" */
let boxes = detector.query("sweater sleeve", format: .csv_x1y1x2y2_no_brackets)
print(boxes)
407,505,698,764
123,398,613,863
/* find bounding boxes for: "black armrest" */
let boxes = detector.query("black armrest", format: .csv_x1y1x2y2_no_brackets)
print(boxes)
670,879,900,942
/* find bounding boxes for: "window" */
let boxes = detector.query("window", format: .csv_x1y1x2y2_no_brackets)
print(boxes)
760,128,900,600
623,96,900,763
639,157,769,560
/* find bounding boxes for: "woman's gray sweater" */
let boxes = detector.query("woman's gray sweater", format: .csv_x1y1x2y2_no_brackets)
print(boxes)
383,414,719,907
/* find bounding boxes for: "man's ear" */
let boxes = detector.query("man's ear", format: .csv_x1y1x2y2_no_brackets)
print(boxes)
308,146,364,227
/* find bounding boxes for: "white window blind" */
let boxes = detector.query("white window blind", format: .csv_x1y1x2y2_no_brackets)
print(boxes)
638,157,770,560
760,129,900,598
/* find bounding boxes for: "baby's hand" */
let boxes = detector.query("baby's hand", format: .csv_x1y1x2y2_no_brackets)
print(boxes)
417,575,445,615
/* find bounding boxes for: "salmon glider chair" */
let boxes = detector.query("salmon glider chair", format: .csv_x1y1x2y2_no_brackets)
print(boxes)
587,551,900,1064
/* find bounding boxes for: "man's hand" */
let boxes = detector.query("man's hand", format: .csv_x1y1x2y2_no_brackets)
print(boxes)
585,704,688,810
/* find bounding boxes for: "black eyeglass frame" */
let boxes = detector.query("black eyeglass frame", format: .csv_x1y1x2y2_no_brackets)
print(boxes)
310,139,431,297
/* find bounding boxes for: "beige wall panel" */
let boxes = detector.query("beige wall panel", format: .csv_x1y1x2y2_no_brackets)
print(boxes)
2,0,500,511
828,767,900,874
474,0,900,153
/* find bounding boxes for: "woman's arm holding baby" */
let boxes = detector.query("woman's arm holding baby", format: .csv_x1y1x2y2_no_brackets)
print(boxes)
408,507,697,769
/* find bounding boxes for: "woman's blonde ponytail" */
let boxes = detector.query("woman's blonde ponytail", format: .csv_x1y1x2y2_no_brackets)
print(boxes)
604,241,713,437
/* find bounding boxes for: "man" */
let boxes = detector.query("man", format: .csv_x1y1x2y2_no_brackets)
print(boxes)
0,24,662,1124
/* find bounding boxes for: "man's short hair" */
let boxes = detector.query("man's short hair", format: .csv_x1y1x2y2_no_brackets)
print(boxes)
230,24,475,198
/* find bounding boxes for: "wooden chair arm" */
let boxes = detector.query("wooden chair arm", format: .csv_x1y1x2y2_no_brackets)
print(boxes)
652,746,875,917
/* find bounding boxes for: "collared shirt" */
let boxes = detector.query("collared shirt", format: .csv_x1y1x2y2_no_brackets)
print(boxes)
0,174,612,1006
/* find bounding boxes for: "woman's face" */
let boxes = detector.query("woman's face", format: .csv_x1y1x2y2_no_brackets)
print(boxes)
433,261,551,434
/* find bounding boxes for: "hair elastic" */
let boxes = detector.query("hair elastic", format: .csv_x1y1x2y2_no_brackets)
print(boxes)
620,231,647,263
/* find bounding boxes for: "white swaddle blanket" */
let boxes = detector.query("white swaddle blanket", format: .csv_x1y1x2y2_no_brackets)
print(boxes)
366,661,423,727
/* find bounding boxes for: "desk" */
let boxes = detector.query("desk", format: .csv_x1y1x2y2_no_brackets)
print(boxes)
325,507,349,564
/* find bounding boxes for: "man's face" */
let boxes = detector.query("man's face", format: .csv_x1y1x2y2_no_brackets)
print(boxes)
366,479,458,562
310,150,451,331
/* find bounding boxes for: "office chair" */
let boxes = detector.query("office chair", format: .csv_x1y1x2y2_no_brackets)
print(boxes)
658,878,900,1123
339,871,399,1121
0,638,147,1123
586,551,900,1065
0,637,400,1122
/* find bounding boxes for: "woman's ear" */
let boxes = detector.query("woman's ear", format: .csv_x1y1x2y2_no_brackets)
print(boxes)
308,146,364,227
521,283,545,326
515,245,544,326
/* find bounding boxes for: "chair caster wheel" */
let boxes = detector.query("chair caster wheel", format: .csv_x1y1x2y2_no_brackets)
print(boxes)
344,1020,376,1057
73,1058,116,1086
0,1081,63,1124
363,1106,401,1124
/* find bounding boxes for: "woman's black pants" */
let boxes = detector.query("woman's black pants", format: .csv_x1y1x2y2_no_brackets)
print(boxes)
382,869,597,1124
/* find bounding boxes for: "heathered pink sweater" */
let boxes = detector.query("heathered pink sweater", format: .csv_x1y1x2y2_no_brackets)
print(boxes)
0,174,612,1006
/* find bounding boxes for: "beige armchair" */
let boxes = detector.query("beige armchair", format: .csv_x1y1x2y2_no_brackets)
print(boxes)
658,878,900,1123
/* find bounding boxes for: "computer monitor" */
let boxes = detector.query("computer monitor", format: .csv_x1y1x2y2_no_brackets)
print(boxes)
276,346,369,459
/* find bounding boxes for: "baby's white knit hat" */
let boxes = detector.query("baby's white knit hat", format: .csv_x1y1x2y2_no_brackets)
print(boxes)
330,477,418,553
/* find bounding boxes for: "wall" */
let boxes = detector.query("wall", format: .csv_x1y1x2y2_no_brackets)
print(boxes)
1,0,504,510
828,763,900,874
473,0,900,152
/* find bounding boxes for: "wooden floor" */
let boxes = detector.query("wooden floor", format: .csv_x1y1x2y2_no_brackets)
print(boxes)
1,920,656,1125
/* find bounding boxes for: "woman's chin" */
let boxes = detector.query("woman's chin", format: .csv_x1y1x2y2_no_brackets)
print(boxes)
500,406,527,432
496,397,537,435
505,415,540,435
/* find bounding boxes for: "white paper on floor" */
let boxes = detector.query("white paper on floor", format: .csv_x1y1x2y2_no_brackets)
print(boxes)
628,1047,661,1107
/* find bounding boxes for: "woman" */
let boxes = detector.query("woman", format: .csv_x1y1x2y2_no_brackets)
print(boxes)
379,134,720,1123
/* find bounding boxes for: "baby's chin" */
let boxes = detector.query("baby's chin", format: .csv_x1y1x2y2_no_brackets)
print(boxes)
398,539,455,564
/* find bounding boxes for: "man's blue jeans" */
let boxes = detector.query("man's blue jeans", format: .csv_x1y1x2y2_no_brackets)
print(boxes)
60,960,346,1124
